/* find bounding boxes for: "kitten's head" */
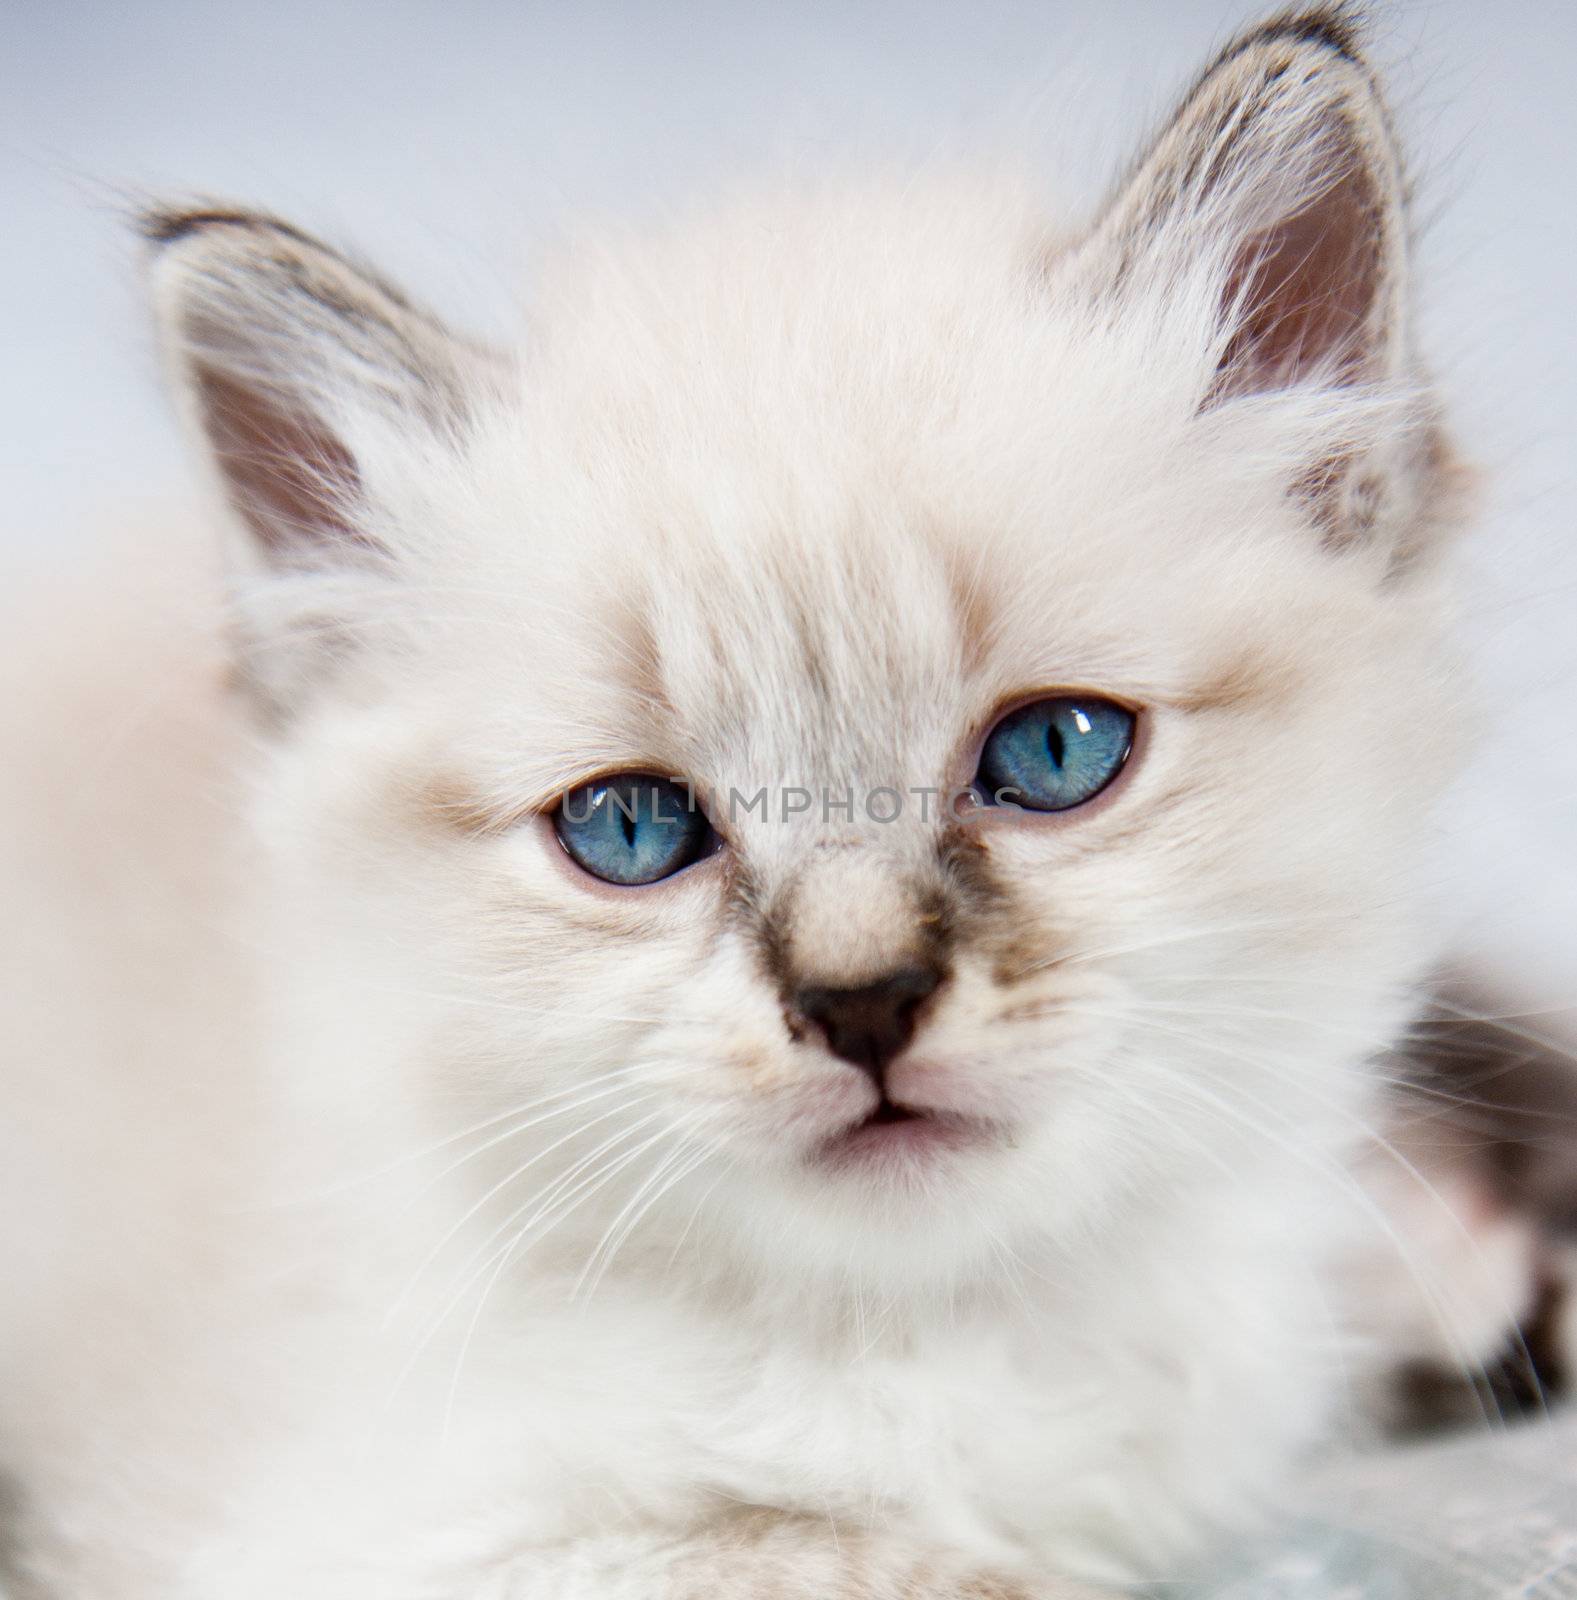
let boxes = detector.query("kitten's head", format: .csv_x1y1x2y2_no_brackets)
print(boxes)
150,15,1465,1291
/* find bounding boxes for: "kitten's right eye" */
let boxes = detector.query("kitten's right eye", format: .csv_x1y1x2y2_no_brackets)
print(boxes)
552,775,713,886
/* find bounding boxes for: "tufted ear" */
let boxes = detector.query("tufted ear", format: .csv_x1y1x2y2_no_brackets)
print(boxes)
1077,10,1446,552
145,209,498,709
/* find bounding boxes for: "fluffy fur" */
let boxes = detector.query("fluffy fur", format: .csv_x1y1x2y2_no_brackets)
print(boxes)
0,12,1516,1597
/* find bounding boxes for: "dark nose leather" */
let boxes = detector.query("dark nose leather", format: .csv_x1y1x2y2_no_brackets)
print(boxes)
795,965,941,1082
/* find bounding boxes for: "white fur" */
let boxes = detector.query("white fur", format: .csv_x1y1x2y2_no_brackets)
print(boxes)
0,19,1492,1599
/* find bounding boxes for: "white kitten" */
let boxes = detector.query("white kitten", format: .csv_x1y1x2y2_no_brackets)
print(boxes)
1,11,1496,1597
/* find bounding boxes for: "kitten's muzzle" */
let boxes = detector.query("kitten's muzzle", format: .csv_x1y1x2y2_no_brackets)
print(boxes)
794,964,941,1088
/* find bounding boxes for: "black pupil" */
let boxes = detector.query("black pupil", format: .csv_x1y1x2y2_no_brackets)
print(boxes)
620,799,639,848
1046,721,1065,768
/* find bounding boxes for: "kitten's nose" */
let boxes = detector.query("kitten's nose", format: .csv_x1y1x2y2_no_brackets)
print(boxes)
795,965,941,1083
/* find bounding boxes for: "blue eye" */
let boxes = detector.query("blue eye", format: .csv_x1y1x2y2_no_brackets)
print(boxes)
976,697,1135,813
553,775,712,885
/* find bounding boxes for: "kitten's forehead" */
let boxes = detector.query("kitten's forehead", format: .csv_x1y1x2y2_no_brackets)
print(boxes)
640,514,973,785
520,452,1280,776
458,401,1311,833
445,176,1354,812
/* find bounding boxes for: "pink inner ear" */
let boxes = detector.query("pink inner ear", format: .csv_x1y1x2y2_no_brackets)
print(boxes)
195,363,371,557
1215,133,1383,400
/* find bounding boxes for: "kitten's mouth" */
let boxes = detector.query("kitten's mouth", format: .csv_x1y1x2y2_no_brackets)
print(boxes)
867,1098,920,1126
817,1097,991,1168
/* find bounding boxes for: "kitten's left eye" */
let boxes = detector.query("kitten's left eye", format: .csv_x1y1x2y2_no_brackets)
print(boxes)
553,774,713,885
975,696,1135,812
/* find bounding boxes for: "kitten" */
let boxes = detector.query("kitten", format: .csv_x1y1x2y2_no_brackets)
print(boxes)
0,9,1534,1597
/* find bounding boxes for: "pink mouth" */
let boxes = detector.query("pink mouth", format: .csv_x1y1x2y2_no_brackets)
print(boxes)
816,1098,994,1169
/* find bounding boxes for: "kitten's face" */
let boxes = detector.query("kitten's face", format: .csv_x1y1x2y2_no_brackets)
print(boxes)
155,31,1461,1286
261,264,1452,1286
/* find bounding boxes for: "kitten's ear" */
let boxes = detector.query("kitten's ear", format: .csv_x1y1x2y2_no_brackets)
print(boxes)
1078,11,1446,551
145,209,487,573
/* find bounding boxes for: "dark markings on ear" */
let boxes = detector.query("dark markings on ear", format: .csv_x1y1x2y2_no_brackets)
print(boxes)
145,205,486,566
141,206,460,348
1201,5,1365,79
1074,7,1447,557
144,205,503,718
1093,8,1375,261
143,205,320,248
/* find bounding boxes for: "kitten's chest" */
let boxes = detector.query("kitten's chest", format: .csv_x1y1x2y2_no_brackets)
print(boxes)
689,1321,1093,1554
511,1222,1334,1579
531,1292,1130,1567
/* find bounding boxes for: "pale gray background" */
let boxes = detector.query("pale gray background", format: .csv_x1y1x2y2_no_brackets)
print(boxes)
3,0,1572,1006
